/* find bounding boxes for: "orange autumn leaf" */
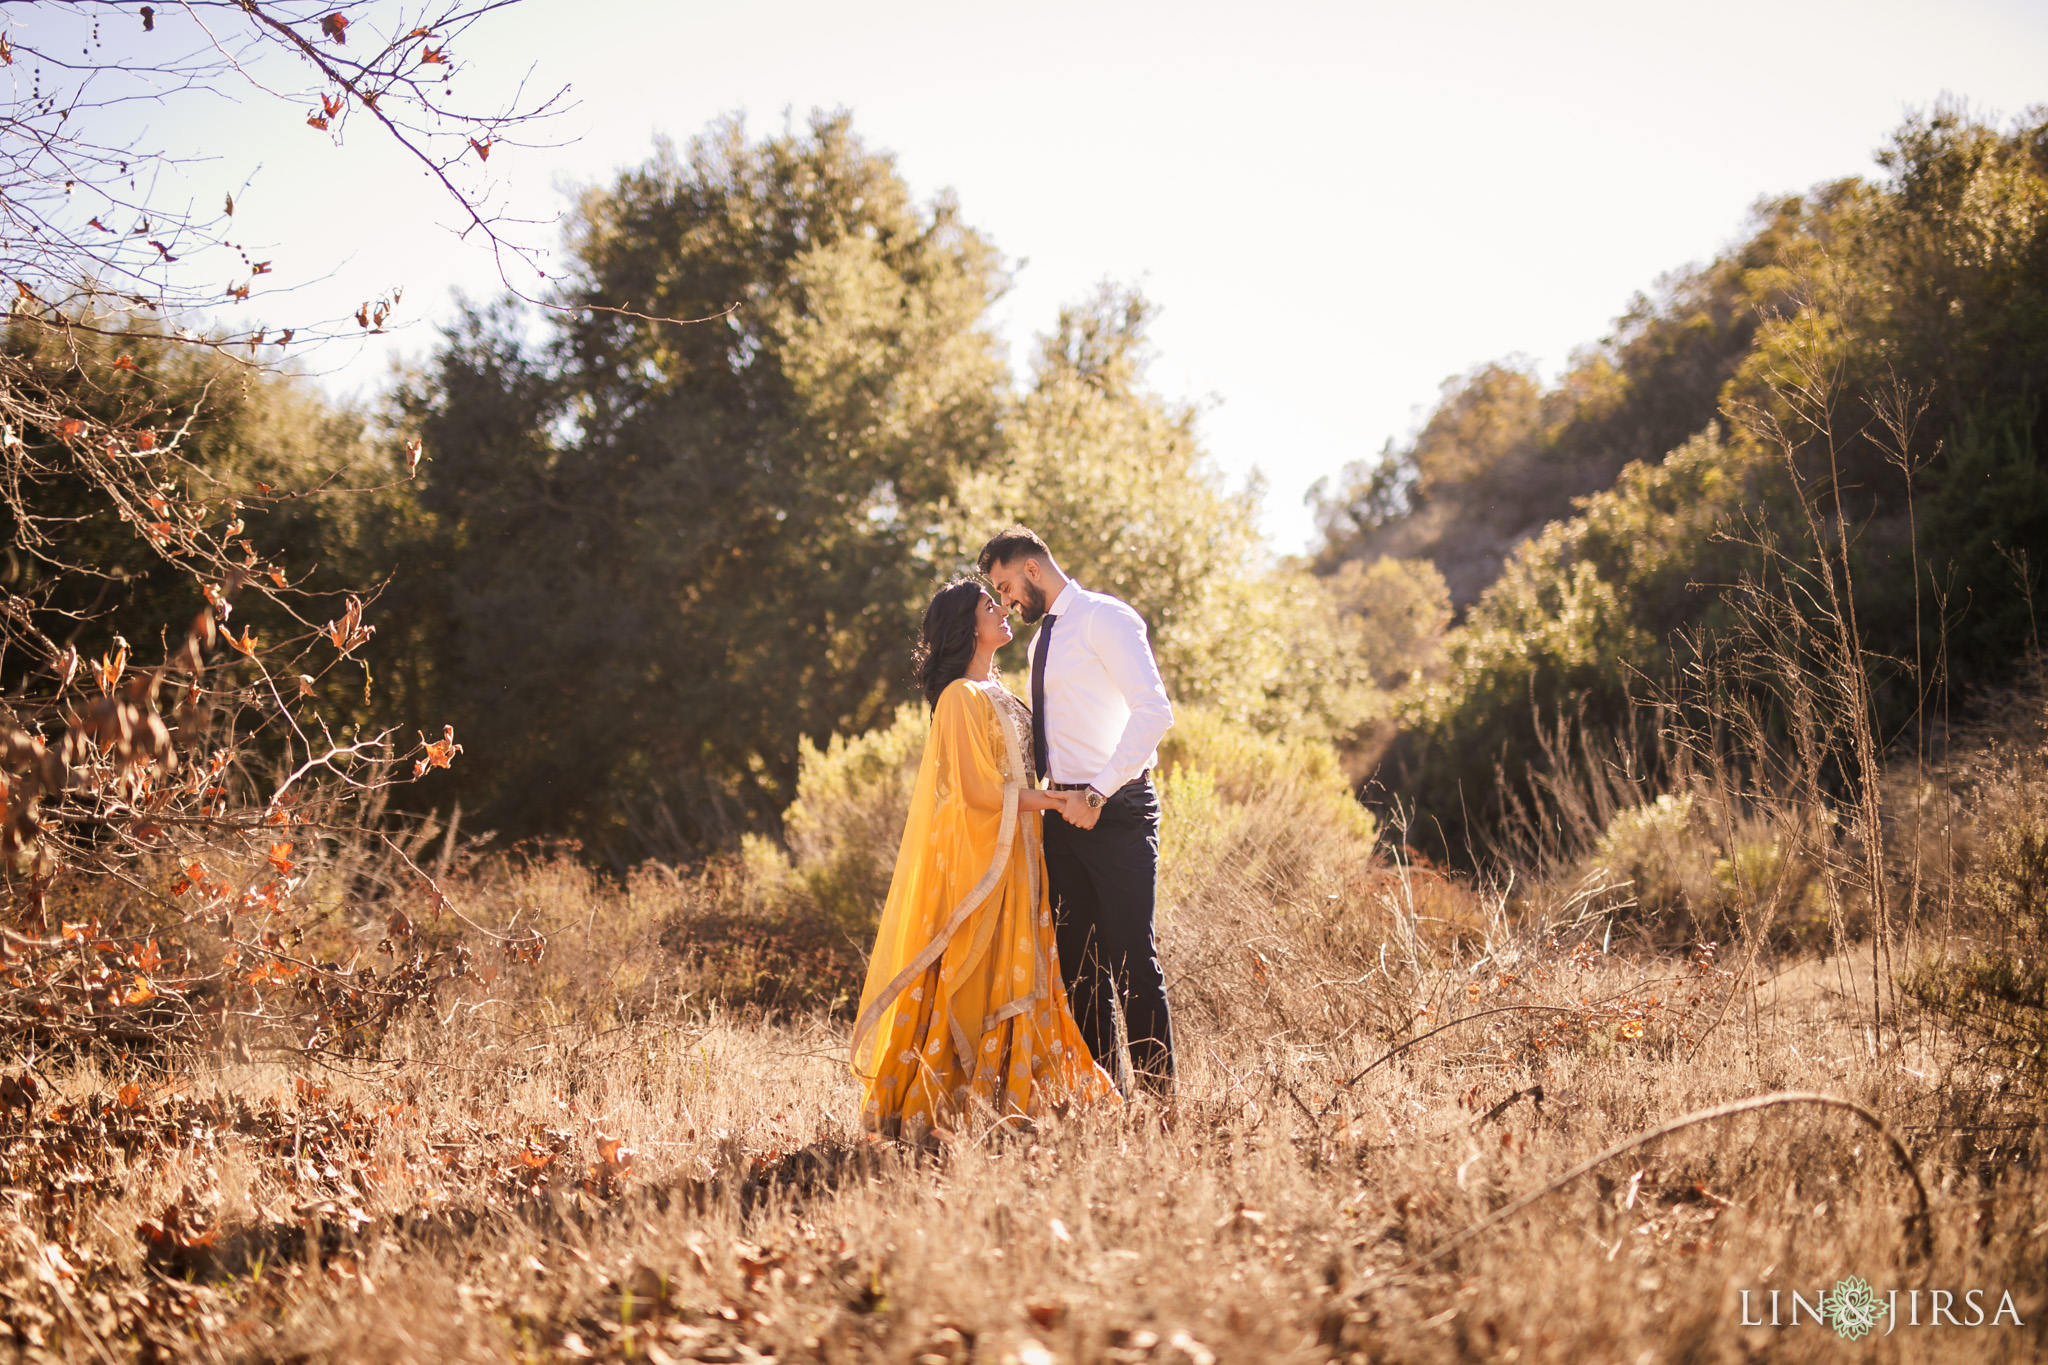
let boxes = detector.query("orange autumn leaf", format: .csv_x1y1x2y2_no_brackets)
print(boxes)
469,137,491,161
125,977,156,1005
138,939,161,972
118,1082,142,1107
58,419,84,439
227,626,257,656
320,12,348,42
307,114,330,131
414,725,463,778
96,643,128,694
136,429,157,450
113,354,137,371
268,842,294,875
421,46,446,63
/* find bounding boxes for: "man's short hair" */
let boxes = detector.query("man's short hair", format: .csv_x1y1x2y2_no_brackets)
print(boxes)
977,526,1053,575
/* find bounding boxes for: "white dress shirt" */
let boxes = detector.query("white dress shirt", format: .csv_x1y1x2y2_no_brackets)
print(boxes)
1026,580,1175,794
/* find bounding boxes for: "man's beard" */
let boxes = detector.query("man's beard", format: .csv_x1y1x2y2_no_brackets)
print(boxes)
1016,579,1051,625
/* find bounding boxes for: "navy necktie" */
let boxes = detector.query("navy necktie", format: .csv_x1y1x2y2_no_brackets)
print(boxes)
1030,614,1057,781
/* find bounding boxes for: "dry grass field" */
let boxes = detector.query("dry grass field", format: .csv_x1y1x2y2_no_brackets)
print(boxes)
4,696,2046,1364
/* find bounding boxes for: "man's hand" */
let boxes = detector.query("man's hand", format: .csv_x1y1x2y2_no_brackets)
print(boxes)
1062,789,1103,830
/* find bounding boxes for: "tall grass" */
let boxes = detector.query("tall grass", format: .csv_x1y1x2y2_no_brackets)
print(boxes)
4,684,2047,1363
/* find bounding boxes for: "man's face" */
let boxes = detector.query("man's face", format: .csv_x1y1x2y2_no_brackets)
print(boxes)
988,556,1051,625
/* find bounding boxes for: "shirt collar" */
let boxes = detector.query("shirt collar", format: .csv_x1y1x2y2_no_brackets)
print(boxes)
1048,579,1083,619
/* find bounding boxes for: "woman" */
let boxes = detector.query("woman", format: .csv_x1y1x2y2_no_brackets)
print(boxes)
850,580,1117,1139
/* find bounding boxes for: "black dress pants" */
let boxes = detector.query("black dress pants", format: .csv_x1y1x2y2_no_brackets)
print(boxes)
1042,776,1175,1094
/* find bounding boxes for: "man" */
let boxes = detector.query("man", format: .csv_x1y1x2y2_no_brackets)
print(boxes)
978,527,1176,1097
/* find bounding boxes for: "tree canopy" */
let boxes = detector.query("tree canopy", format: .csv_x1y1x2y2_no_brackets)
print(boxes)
381,115,1396,859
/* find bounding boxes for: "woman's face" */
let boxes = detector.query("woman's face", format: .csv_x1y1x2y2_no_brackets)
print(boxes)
975,589,1013,651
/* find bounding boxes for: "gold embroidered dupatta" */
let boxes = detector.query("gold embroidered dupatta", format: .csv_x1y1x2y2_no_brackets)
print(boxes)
850,678,1113,1136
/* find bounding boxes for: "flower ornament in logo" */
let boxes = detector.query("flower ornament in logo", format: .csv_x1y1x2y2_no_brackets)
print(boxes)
1824,1276,1883,1340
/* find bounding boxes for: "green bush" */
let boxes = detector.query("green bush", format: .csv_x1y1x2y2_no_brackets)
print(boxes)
1583,792,1831,948
778,702,929,932
1154,707,1380,917
1591,794,1712,923
1908,776,2048,1083
763,699,1381,939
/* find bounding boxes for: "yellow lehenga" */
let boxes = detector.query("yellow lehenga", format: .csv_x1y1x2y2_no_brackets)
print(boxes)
851,677,1117,1138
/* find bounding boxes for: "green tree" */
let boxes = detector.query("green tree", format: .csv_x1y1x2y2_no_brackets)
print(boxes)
955,285,1387,744
392,113,1008,856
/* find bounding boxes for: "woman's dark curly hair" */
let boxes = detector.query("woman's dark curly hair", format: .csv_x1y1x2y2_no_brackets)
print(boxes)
912,579,985,708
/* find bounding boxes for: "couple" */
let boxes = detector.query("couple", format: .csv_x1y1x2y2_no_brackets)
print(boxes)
849,527,1177,1138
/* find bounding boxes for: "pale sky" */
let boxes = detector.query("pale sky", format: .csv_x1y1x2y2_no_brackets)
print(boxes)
73,0,2048,553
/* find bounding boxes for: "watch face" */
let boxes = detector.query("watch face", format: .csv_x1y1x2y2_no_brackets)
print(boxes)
1086,790,1106,809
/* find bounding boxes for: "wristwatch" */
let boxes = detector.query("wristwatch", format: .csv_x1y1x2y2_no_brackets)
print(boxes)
1084,788,1107,810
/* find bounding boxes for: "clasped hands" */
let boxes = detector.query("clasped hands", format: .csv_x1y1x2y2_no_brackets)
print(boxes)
1052,787,1103,830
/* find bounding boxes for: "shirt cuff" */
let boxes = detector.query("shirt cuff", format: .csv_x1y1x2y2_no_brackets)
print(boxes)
1088,766,1128,797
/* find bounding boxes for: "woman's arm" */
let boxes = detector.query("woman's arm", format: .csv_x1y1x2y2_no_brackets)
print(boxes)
1019,789,1081,821
932,683,1011,811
